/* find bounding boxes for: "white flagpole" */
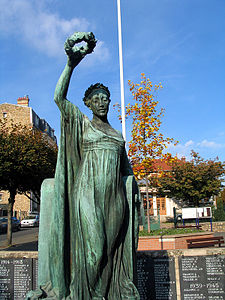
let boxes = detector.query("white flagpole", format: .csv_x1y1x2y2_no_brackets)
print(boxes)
117,0,126,141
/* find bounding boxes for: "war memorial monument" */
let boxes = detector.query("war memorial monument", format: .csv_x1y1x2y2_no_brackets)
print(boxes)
25,31,141,299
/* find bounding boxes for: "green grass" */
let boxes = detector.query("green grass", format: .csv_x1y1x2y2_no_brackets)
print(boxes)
139,227,202,236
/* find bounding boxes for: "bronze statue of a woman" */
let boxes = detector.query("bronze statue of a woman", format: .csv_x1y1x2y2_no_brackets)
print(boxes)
26,32,140,300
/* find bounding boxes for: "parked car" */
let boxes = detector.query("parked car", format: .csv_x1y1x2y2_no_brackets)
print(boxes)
0,217,21,233
11,217,21,231
21,215,39,228
0,218,7,233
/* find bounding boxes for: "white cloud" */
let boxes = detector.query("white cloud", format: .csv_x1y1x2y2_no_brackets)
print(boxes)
82,40,110,67
197,140,223,149
93,41,110,61
0,0,109,61
166,138,225,161
166,139,194,160
184,140,194,147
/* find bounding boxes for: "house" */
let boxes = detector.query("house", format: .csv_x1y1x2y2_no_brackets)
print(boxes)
0,96,57,218
139,159,184,221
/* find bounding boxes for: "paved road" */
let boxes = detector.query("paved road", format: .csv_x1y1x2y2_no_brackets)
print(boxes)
0,227,39,251
1,228,224,251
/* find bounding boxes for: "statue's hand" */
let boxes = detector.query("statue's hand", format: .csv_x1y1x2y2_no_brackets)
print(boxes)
64,32,97,67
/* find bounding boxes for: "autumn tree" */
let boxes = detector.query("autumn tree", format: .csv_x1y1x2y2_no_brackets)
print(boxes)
0,120,57,246
159,151,225,207
116,74,178,231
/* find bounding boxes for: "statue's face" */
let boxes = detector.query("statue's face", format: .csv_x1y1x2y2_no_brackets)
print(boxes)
89,91,110,118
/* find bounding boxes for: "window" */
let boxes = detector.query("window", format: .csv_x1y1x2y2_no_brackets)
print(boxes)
161,199,166,210
51,130,54,138
0,194,2,202
33,114,40,128
3,112,7,118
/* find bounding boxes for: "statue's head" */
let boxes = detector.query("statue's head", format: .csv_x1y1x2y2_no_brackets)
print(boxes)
83,83,111,118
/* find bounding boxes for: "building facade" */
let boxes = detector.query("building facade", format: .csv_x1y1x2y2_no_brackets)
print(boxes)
140,186,182,221
139,160,183,221
0,96,57,218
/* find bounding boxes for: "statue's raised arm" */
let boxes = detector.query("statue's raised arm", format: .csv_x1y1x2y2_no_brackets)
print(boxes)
54,32,97,105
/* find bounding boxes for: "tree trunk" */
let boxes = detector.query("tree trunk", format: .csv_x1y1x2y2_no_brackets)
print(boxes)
145,177,151,232
7,189,16,246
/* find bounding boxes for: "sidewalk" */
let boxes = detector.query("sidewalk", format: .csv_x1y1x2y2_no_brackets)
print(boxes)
0,240,38,251
0,229,38,251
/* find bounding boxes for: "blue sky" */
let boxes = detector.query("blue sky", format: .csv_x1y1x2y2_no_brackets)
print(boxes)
0,0,225,161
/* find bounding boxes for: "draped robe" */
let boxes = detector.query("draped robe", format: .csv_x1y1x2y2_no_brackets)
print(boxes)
26,99,140,300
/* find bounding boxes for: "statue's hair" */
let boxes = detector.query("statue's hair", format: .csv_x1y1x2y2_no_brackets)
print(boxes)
83,83,110,108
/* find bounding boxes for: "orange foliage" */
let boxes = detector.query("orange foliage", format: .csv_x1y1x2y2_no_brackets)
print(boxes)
116,73,178,184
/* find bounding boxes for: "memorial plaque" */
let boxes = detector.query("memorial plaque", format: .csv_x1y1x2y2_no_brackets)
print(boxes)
0,259,13,300
32,259,38,290
0,258,33,300
13,258,32,300
137,253,177,300
179,255,225,300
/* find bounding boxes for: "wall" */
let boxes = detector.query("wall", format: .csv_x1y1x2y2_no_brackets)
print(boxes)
201,221,225,232
138,232,214,251
1,248,225,300
0,103,31,126
160,221,225,232
0,103,34,217
0,190,31,218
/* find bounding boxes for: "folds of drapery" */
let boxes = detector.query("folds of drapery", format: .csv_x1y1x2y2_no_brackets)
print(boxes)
26,100,140,300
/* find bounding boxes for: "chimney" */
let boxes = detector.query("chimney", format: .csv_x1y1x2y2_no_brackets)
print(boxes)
17,95,30,107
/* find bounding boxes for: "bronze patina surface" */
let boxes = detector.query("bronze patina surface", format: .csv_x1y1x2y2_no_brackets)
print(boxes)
26,32,140,300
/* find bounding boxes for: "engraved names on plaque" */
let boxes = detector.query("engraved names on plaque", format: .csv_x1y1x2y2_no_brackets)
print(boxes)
32,259,38,291
179,255,225,300
1,253,225,300
0,258,33,300
13,259,32,300
0,259,12,300
137,253,177,300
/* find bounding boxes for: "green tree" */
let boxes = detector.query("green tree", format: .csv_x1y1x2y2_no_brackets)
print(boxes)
213,199,225,221
115,74,178,231
0,120,57,246
213,189,225,221
159,151,225,207
215,189,225,205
